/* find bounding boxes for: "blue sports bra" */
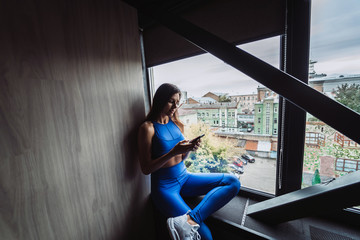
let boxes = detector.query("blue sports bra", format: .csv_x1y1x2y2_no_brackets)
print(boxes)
151,118,185,159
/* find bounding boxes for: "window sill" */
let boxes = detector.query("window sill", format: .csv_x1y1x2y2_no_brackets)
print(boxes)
186,194,360,240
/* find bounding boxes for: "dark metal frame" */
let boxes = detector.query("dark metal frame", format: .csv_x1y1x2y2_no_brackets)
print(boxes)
248,170,360,223
130,1,360,146
131,0,360,205
276,0,311,195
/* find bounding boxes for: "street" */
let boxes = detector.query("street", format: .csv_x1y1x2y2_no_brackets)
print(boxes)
234,156,277,194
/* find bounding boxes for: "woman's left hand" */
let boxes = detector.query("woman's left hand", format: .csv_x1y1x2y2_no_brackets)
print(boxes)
191,138,201,151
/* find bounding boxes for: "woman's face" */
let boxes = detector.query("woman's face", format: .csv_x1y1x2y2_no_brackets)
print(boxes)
162,93,180,117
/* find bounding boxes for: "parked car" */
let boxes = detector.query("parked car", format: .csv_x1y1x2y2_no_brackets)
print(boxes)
228,163,244,174
230,156,247,165
233,160,243,167
241,154,255,163
238,157,248,165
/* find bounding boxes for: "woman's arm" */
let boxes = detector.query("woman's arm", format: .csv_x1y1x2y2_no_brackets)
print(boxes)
182,152,190,161
138,121,194,175
181,138,201,161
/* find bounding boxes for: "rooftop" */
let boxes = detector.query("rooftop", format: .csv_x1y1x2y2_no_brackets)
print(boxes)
182,101,240,109
309,73,360,82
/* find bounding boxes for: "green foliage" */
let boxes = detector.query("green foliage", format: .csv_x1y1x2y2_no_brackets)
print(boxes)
184,123,232,173
312,169,321,185
218,94,231,102
303,123,360,181
334,83,360,114
333,144,360,159
308,117,320,122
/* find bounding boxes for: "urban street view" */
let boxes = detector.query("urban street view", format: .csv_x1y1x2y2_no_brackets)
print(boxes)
153,60,360,195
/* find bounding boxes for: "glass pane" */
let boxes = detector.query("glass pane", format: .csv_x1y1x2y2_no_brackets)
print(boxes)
152,37,280,194
303,0,360,210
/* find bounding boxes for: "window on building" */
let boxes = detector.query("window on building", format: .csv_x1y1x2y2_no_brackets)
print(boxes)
305,132,325,147
334,132,359,148
258,118,261,123
335,158,360,172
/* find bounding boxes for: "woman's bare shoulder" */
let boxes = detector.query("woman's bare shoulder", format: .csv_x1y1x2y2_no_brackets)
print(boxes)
139,121,154,134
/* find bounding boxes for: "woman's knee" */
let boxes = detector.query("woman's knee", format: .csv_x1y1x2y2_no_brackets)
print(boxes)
223,174,241,194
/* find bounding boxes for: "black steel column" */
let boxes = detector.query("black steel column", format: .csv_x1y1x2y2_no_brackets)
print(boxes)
276,0,311,195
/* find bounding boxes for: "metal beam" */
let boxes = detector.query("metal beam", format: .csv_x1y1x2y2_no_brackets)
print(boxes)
247,171,360,223
276,0,310,195
127,1,360,144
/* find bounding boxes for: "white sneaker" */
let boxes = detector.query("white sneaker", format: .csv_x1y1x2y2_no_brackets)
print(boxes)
167,211,201,240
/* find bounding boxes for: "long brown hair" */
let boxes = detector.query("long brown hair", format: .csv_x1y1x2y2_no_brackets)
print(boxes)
145,83,184,131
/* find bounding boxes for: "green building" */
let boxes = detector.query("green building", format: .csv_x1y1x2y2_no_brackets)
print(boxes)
254,96,279,136
182,102,241,129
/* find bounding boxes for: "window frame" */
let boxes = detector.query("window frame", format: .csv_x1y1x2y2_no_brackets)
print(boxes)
335,158,360,172
139,1,360,218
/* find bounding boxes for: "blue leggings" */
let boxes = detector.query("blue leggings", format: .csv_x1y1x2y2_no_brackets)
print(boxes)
151,161,241,240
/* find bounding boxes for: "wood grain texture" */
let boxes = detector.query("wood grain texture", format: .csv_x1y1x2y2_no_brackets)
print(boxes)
0,0,153,239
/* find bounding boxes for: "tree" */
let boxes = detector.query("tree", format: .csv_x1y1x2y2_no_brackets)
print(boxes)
184,122,234,173
218,94,231,102
312,169,321,185
334,83,360,114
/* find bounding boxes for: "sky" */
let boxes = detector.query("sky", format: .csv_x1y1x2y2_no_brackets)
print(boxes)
153,0,360,98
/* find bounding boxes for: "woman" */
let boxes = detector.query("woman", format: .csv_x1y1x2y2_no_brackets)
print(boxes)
138,83,240,240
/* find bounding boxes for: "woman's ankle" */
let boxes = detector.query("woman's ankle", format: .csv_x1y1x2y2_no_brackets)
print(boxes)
187,214,198,226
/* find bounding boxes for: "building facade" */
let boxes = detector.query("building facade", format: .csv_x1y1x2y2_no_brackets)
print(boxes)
254,96,279,136
230,93,257,113
309,74,360,97
181,102,241,129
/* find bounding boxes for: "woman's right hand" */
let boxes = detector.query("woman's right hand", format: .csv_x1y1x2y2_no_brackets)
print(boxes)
171,140,196,156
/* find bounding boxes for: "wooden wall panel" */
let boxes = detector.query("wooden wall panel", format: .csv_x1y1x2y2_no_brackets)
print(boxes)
0,0,153,239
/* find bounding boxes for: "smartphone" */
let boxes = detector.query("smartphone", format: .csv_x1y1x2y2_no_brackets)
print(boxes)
189,134,205,143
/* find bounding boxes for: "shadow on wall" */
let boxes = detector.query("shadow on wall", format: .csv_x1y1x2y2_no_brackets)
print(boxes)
122,98,144,181
111,98,155,240
111,183,155,240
